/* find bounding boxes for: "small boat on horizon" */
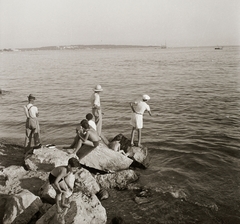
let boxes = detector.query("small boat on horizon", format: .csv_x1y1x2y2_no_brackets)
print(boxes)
215,46,223,50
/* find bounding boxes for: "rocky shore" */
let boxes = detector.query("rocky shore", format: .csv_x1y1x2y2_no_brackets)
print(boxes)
0,134,150,224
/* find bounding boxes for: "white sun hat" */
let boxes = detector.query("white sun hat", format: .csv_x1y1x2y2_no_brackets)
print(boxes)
93,84,103,92
142,94,150,101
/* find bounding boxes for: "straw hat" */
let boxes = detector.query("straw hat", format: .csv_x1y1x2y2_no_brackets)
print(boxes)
93,84,103,92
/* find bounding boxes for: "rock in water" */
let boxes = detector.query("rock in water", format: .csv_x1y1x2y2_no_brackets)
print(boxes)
96,188,109,200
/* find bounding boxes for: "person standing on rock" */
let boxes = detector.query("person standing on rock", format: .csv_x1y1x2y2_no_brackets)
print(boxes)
23,94,42,149
130,94,152,147
90,84,103,137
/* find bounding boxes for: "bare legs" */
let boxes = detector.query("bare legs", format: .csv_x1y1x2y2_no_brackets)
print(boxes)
52,184,70,213
130,127,142,147
92,108,102,136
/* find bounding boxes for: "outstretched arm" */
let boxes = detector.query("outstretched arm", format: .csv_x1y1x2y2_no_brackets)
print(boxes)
148,110,152,116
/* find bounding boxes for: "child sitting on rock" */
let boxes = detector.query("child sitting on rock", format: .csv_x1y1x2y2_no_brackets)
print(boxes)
70,119,101,156
108,135,128,156
48,157,80,213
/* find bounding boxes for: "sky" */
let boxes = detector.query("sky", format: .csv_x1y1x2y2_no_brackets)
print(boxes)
0,0,240,49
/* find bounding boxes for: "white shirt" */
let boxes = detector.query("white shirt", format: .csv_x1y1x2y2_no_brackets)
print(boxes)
24,103,38,118
134,101,150,115
90,92,101,108
88,120,97,131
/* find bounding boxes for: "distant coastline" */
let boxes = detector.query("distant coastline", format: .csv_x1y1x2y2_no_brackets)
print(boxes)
0,44,163,52
1,44,239,52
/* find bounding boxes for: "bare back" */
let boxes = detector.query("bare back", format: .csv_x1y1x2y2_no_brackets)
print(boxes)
109,141,121,152
87,129,100,142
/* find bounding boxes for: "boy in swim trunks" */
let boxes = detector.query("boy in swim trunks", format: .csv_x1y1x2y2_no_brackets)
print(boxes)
130,94,152,147
49,157,80,213
71,119,101,156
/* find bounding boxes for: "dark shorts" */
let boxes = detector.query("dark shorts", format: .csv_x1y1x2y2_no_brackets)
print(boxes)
49,173,63,185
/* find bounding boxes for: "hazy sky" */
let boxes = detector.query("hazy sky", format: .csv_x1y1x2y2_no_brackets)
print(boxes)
1,0,240,48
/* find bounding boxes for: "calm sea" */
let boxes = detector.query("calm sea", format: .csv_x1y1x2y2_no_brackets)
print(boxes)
0,46,240,223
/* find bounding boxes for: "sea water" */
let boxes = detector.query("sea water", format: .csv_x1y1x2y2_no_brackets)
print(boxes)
0,46,240,223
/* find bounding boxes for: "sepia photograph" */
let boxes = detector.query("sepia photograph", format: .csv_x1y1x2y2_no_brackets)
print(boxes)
0,0,240,223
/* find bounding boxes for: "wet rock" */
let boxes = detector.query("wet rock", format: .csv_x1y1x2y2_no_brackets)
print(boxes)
36,192,107,224
111,134,150,168
137,189,152,197
127,145,150,168
3,189,42,224
134,196,151,205
96,188,109,200
95,169,138,190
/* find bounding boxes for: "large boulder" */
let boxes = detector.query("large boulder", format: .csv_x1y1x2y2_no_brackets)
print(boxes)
24,147,78,171
25,144,133,173
3,189,42,224
36,192,107,224
95,169,139,190
128,145,150,168
0,166,27,188
78,142,133,172
74,168,100,195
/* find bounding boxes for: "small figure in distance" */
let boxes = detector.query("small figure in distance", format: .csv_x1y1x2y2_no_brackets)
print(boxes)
86,113,97,131
130,94,152,147
108,135,129,156
48,157,80,213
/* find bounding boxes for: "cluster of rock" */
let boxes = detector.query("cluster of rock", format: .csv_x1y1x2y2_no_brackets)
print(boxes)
0,134,149,224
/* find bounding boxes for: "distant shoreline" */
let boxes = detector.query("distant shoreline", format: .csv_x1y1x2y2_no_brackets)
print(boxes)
1,44,239,52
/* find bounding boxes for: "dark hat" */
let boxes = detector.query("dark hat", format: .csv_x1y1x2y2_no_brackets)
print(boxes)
28,94,36,100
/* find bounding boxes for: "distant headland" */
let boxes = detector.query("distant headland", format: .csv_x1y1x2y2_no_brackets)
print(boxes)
0,44,165,52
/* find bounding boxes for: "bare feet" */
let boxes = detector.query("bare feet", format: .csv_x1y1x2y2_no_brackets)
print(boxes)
137,144,143,147
67,149,76,154
63,146,72,149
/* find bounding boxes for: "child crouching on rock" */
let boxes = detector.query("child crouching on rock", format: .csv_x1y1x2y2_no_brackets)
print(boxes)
49,157,80,213
108,135,129,156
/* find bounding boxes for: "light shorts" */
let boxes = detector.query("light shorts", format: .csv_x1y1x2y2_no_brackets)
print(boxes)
130,113,143,129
